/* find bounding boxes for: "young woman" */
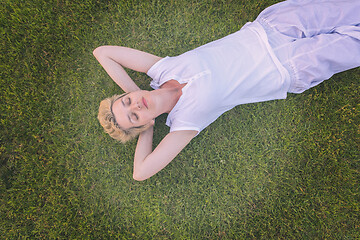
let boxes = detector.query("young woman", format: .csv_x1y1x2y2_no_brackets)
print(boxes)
94,0,360,181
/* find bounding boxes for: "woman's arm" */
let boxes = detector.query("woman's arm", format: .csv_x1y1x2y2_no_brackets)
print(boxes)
133,130,198,181
93,46,162,92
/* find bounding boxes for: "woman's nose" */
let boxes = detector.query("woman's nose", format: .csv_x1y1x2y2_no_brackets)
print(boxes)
131,101,141,110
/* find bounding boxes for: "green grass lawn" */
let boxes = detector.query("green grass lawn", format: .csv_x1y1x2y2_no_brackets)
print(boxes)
1,0,359,238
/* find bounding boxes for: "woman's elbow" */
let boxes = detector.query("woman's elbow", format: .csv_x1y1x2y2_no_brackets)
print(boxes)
133,173,148,181
93,46,105,57
93,46,115,58
133,167,153,181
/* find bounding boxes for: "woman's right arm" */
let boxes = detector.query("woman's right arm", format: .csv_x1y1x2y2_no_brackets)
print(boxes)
93,46,162,92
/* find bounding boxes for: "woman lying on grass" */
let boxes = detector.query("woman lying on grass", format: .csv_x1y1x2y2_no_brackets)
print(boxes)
94,0,360,181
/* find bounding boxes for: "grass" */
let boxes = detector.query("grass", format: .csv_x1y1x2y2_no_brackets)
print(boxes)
1,0,359,239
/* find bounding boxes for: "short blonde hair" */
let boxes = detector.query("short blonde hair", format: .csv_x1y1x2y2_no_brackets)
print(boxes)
98,94,151,143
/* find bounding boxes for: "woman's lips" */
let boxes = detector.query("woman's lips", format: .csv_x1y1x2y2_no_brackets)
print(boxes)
142,97,148,109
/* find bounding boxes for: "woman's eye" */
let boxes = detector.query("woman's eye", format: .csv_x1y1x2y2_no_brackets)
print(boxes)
127,98,131,105
132,113,139,121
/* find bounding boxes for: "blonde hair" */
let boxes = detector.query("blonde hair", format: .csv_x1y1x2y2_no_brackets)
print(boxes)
98,94,151,143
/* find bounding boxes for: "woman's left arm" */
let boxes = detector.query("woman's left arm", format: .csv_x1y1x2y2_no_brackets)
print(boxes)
133,130,198,181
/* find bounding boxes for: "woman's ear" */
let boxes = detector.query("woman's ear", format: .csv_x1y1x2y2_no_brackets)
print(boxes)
149,119,155,126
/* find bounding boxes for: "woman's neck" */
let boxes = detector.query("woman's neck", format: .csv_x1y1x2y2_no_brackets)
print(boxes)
161,80,186,89
158,80,187,113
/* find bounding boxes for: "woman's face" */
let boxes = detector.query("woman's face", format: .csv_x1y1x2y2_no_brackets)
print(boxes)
112,90,155,129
